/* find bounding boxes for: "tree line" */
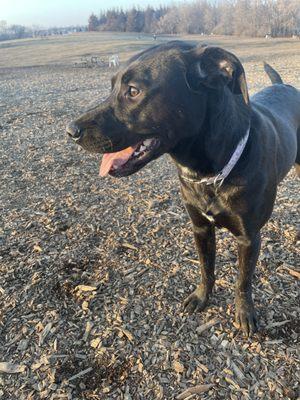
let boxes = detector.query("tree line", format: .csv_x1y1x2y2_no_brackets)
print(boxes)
0,20,86,41
88,0,300,37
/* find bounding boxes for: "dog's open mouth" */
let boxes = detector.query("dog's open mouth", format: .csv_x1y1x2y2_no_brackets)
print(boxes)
99,138,160,177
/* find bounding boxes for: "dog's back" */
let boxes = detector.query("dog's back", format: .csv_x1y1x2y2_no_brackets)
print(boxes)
252,63,300,178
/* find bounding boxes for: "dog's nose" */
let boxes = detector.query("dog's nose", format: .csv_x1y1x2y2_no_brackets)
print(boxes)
66,122,82,141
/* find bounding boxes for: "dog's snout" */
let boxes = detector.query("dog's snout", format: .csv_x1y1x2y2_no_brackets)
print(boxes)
66,122,82,141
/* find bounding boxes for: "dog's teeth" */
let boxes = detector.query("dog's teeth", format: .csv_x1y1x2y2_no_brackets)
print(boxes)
143,139,152,146
140,145,146,151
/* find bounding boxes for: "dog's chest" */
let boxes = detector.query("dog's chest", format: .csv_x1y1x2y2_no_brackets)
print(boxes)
181,182,232,226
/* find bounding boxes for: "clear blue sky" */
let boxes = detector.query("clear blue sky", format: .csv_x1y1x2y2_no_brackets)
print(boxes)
1,0,179,27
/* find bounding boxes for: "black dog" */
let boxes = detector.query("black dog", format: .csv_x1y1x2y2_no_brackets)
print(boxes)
67,41,300,336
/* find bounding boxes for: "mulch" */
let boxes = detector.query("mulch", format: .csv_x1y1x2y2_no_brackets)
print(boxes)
0,61,299,400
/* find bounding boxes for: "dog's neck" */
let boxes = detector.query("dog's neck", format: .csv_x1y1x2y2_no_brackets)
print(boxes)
170,88,251,178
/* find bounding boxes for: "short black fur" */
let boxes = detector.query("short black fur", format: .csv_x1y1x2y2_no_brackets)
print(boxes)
67,41,300,336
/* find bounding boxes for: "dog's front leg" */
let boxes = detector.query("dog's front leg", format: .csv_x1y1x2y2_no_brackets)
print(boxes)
235,232,260,336
183,204,216,314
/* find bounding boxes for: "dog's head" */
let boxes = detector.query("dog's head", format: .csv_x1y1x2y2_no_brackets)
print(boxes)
66,41,249,177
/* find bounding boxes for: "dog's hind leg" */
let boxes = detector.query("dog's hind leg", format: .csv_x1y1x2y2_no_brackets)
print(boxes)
183,204,216,314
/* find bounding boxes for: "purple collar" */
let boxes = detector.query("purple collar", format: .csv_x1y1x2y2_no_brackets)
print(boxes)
181,126,250,188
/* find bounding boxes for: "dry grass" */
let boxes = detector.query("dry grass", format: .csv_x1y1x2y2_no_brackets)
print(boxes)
0,32,299,400
0,32,160,68
1,31,300,69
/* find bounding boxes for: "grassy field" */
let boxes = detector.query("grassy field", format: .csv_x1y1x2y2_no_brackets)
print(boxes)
1,31,300,70
0,32,299,400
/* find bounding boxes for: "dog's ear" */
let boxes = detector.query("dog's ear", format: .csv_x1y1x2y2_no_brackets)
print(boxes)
185,46,249,105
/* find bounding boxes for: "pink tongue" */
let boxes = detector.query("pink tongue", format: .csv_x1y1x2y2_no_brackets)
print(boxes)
99,145,138,177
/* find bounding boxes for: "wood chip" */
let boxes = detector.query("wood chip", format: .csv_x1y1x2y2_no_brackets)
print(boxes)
265,320,290,330
173,360,184,373
231,361,246,381
122,242,138,251
31,362,43,371
225,376,240,389
38,322,52,346
67,367,93,382
176,384,214,399
282,266,300,279
116,327,134,342
184,258,200,265
196,361,209,373
83,321,93,341
75,285,97,292
0,362,26,374
90,337,101,348
196,318,220,335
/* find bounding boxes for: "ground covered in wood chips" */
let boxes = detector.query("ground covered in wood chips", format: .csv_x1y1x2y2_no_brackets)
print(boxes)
0,33,299,400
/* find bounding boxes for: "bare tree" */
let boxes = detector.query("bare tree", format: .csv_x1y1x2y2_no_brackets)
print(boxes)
87,0,300,37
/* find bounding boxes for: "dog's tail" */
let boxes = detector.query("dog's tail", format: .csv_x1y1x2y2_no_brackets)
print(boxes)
263,62,283,84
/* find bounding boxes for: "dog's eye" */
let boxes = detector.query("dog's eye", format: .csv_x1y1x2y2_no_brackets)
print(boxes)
128,86,140,98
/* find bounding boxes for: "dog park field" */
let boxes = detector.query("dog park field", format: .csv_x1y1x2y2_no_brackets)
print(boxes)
0,32,299,399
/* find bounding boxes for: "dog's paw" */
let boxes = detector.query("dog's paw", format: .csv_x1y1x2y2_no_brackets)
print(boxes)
235,298,258,337
183,287,209,314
